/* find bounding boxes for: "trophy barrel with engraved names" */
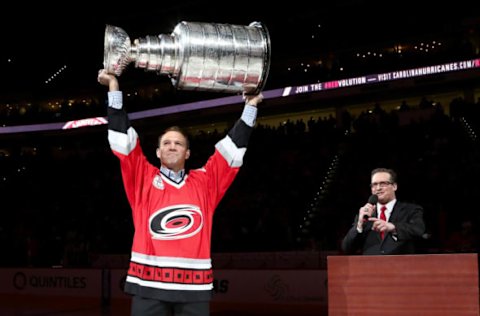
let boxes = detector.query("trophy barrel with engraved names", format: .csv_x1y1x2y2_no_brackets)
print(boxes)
104,21,271,94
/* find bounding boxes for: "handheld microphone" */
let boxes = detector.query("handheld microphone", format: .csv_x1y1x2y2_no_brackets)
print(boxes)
363,194,378,220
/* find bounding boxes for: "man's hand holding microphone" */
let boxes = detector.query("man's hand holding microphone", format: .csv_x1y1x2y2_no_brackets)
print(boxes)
356,194,378,231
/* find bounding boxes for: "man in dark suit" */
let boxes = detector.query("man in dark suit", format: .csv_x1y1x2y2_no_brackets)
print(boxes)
342,168,426,255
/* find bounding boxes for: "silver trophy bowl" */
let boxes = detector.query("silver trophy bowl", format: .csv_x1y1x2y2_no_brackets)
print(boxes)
104,21,271,94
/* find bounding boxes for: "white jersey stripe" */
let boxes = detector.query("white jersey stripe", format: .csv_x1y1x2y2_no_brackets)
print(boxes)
131,252,212,269
108,127,138,156
126,276,213,291
215,135,246,168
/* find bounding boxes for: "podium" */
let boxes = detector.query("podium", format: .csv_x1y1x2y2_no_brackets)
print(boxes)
327,253,479,315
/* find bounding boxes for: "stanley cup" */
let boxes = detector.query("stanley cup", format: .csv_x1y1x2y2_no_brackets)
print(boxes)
104,21,271,94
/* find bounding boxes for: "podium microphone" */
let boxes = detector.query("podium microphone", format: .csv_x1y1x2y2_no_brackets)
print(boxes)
363,194,378,220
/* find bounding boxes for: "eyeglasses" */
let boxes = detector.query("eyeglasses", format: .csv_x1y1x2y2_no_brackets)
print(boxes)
370,181,392,188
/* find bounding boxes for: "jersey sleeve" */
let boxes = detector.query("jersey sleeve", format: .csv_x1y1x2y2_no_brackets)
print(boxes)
107,92,157,220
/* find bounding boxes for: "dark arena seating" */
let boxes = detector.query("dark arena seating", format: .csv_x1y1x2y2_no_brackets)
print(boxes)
1,60,479,268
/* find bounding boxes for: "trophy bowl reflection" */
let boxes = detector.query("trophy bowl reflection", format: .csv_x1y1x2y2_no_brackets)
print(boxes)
104,21,271,95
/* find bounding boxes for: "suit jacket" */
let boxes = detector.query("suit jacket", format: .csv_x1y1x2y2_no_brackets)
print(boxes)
341,201,425,255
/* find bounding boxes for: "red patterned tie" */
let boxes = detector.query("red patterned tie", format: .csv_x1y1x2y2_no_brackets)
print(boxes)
380,205,387,239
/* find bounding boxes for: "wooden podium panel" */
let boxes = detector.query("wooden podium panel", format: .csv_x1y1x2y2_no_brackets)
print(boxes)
328,253,479,316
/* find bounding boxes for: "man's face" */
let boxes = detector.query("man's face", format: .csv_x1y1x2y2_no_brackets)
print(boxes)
370,172,397,204
157,131,190,172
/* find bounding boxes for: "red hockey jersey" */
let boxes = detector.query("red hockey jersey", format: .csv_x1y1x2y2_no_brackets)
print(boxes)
108,105,252,302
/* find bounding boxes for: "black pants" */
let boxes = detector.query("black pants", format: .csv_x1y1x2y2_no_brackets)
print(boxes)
131,296,210,316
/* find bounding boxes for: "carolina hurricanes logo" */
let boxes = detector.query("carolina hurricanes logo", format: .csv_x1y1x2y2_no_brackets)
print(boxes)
149,205,203,240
